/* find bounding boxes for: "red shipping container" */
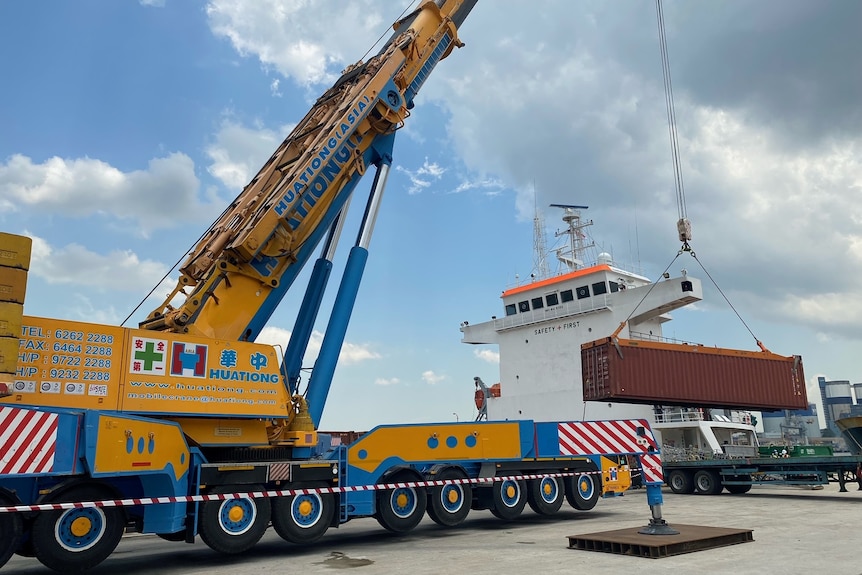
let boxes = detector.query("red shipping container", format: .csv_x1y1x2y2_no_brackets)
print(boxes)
581,337,808,411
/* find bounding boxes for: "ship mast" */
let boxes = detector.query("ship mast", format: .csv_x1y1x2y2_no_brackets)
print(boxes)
551,204,594,272
532,204,551,280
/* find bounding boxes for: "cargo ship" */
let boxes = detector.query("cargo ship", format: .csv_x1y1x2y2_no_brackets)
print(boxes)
462,205,805,456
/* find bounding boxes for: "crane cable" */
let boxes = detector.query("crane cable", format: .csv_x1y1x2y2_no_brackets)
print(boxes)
656,0,691,251
616,1,768,352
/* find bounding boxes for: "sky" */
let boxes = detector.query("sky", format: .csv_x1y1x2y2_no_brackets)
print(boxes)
1,0,860,431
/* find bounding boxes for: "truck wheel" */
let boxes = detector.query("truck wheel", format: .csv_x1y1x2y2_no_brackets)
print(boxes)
667,470,695,494
31,484,125,574
724,475,752,494
272,482,334,544
490,476,527,520
198,485,271,554
14,536,35,558
564,467,600,511
426,468,471,527
527,475,564,515
694,470,723,495
0,494,23,569
375,470,427,534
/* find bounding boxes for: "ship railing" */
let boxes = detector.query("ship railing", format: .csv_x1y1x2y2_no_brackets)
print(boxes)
654,407,706,423
654,407,754,426
629,330,702,346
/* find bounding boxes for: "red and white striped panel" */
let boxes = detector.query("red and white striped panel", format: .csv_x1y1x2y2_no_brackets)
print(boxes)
558,419,658,457
0,406,58,475
638,453,664,483
558,419,663,482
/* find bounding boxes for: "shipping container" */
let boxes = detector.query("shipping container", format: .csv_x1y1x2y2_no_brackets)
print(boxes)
581,337,807,411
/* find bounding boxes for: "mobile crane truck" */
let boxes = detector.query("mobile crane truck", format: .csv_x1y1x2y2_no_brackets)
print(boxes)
0,1,672,572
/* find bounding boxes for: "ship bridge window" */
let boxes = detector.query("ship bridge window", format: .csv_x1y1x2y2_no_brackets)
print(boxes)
531,297,544,309
592,281,607,296
545,293,559,306
681,280,693,292
518,300,530,313
505,303,517,316
576,286,590,299
561,289,574,303
609,281,619,293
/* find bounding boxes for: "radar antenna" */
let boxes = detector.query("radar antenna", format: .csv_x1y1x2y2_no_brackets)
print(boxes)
550,204,594,272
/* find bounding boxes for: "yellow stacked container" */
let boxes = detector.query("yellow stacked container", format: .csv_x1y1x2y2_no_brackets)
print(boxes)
0,232,31,397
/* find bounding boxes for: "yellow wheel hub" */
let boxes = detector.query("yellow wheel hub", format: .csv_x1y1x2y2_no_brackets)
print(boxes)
298,500,313,516
70,516,92,537
228,504,245,523
396,493,409,508
447,489,459,504
543,482,553,496
579,479,589,491
505,485,515,498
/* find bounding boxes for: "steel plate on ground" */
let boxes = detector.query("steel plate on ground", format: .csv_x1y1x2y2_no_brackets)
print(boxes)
567,524,754,558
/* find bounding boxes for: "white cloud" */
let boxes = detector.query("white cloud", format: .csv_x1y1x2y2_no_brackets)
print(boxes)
450,177,505,196
205,0,398,86
675,109,862,335
402,1,862,342
206,119,295,191
256,326,381,367
67,294,124,325
18,233,182,324
139,0,165,6
254,326,292,352
27,233,168,292
417,159,445,179
395,158,448,195
375,377,400,386
270,78,282,97
340,340,383,364
421,370,446,385
0,153,214,235
474,349,499,364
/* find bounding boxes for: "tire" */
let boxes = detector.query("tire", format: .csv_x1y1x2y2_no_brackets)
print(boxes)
667,470,695,494
564,464,601,511
724,475,753,494
527,474,564,516
272,482,335,544
694,470,723,495
426,468,471,527
375,470,427,534
31,484,125,574
15,536,36,558
489,476,526,521
198,485,271,555
0,494,23,569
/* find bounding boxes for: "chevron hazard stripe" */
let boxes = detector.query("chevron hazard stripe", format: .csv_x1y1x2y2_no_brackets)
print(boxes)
558,419,659,455
0,406,58,474
557,419,663,482
638,453,664,483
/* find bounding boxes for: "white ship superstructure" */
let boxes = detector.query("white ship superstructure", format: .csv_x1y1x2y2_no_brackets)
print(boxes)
461,206,758,453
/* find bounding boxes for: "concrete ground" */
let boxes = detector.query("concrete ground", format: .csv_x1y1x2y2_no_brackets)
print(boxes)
3,484,861,575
